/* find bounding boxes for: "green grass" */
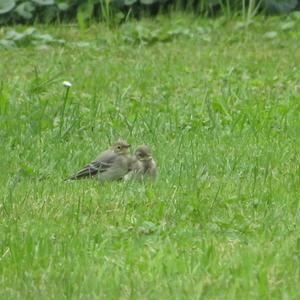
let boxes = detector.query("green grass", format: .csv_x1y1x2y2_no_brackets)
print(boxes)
1,14,300,299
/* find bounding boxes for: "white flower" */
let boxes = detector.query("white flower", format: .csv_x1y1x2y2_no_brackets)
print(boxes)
63,81,72,88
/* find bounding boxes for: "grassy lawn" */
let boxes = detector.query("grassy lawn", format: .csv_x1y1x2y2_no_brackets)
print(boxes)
1,14,300,299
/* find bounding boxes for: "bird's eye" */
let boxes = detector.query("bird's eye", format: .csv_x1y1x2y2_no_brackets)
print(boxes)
117,145,121,149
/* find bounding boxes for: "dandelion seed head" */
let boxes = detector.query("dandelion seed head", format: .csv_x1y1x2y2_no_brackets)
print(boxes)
63,81,72,88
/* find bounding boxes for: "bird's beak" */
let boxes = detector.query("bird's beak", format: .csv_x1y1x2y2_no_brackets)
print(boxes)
123,145,130,153
139,155,152,161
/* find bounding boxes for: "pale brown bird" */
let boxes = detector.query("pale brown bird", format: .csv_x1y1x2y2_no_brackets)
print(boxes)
66,140,131,182
125,145,157,181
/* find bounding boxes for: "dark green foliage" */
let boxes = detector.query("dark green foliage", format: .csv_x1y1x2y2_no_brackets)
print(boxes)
0,0,299,24
264,0,298,14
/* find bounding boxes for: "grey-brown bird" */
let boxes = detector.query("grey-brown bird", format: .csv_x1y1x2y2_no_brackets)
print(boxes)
67,140,131,182
126,145,157,181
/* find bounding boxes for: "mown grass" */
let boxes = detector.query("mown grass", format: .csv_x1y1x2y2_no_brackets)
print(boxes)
1,14,300,299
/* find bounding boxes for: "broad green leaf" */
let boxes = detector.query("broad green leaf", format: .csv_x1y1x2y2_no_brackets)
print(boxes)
0,0,15,14
140,0,158,5
57,2,69,11
4,28,38,46
124,0,137,5
0,39,15,48
280,21,295,30
31,0,54,5
5,30,24,40
15,2,35,20
35,33,55,42
264,0,297,14
290,11,300,20
4,30,31,46
264,31,278,39
23,27,36,35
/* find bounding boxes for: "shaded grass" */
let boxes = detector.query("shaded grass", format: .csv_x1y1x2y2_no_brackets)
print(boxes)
1,14,300,299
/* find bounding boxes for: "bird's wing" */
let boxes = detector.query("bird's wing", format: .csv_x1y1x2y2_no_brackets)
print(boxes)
123,159,144,181
98,155,130,182
68,151,117,180
128,156,139,172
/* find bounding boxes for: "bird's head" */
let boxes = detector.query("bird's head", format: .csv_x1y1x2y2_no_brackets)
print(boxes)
112,140,130,154
135,145,153,161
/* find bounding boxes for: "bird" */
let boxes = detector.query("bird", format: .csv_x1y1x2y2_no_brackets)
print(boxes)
125,145,157,181
66,140,132,182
